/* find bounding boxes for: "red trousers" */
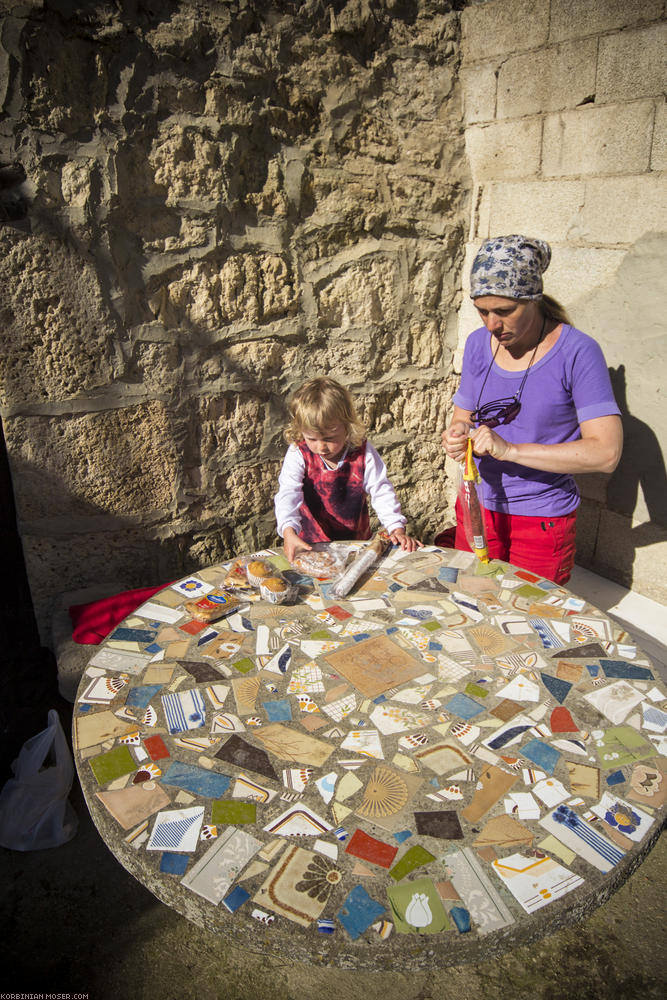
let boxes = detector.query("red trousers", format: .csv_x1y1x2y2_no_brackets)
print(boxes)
454,499,577,585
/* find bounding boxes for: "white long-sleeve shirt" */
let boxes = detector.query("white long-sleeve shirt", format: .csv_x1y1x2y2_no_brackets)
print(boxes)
274,441,406,538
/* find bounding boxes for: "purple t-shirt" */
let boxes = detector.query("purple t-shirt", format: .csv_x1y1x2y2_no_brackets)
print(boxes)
453,325,620,516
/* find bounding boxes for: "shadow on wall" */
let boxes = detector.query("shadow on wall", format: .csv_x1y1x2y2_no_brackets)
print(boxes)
572,233,667,596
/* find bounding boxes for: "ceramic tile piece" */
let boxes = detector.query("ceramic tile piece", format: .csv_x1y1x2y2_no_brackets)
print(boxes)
324,635,424,698
473,814,534,848
254,844,342,925
387,877,451,933
345,829,398,868
337,885,386,940
520,739,561,775
161,688,206,733
254,724,334,767
445,847,514,935
161,761,231,798
211,800,257,825
413,810,463,840
263,803,332,836
591,792,655,842
147,806,204,851
461,765,518,823
89,745,137,785
96,781,171,829
539,805,625,872
181,827,263,904
492,852,584,913
215,734,278,781
627,762,666,808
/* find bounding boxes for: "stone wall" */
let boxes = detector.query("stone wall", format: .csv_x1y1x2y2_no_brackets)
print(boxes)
1,0,665,646
458,0,667,602
0,0,468,642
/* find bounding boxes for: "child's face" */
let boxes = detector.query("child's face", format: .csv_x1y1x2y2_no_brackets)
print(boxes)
302,422,348,464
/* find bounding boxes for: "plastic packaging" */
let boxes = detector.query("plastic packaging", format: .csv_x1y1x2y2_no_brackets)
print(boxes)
0,709,78,851
329,532,392,598
291,543,348,580
457,438,489,563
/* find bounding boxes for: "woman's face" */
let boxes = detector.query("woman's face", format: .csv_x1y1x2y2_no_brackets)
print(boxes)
473,295,542,351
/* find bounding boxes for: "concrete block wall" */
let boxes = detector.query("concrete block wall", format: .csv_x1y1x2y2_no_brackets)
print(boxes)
457,0,667,602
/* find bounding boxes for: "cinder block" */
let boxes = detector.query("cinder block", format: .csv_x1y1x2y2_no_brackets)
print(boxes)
594,508,667,605
486,179,585,242
549,0,663,43
497,39,597,120
650,100,667,172
462,0,549,61
541,246,626,316
576,176,667,245
465,118,542,182
542,102,654,177
597,25,667,104
461,63,497,125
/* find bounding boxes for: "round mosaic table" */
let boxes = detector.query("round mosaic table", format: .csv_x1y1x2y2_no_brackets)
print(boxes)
73,543,667,970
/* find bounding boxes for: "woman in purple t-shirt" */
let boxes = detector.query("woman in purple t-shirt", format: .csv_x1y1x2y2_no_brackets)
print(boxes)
441,235,622,583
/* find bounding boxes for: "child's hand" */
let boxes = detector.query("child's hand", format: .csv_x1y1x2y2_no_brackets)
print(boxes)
389,528,423,552
283,527,312,564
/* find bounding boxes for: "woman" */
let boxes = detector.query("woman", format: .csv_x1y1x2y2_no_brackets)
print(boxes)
441,234,622,584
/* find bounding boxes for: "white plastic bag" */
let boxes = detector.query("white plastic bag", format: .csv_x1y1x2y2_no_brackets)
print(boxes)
0,708,78,850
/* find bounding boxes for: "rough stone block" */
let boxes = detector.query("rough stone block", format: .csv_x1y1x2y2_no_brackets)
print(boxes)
486,179,585,242
5,402,179,521
574,176,667,246
542,102,654,177
651,101,667,171
316,255,399,328
0,233,114,408
597,24,667,104
496,39,597,120
465,119,542,182
460,63,497,125
159,253,299,330
549,0,663,43
462,0,549,61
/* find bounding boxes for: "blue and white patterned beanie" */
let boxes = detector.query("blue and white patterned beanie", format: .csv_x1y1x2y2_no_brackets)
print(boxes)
470,234,552,300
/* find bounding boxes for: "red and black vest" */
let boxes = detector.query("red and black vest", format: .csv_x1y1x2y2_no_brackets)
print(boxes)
297,441,371,544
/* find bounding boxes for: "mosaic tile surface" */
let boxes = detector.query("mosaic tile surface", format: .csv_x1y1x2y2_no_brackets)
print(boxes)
73,545,667,965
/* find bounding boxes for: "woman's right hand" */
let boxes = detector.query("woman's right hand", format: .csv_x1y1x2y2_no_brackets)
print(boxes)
441,419,471,463
282,527,312,564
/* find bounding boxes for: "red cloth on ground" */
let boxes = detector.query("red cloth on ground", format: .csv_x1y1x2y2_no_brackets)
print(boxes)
69,585,169,644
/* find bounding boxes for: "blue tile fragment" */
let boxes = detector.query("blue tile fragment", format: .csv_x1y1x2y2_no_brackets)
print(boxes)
521,739,561,775
263,699,292,722
444,692,485,720
450,906,471,933
606,770,626,786
600,659,654,681
126,684,163,709
222,886,250,913
393,830,412,843
353,633,371,642
161,761,231,797
337,885,385,940
586,663,599,677
160,852,189,875
540,672,572,704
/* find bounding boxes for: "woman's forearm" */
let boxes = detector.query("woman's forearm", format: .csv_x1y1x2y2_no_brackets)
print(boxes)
474,415,623,476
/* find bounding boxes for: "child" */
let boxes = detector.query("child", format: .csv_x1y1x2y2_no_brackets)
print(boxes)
274,377,422,562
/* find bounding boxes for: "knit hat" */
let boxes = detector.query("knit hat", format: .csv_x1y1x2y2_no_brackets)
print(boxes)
470,235,552,300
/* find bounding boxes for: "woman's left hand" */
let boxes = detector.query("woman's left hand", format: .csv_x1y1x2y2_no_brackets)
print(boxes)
470,425,512,461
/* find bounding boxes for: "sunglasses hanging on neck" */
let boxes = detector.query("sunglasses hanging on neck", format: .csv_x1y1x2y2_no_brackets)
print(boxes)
470,317,547,429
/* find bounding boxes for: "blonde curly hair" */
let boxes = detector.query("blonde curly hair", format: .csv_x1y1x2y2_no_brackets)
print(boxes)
284,377,366,447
